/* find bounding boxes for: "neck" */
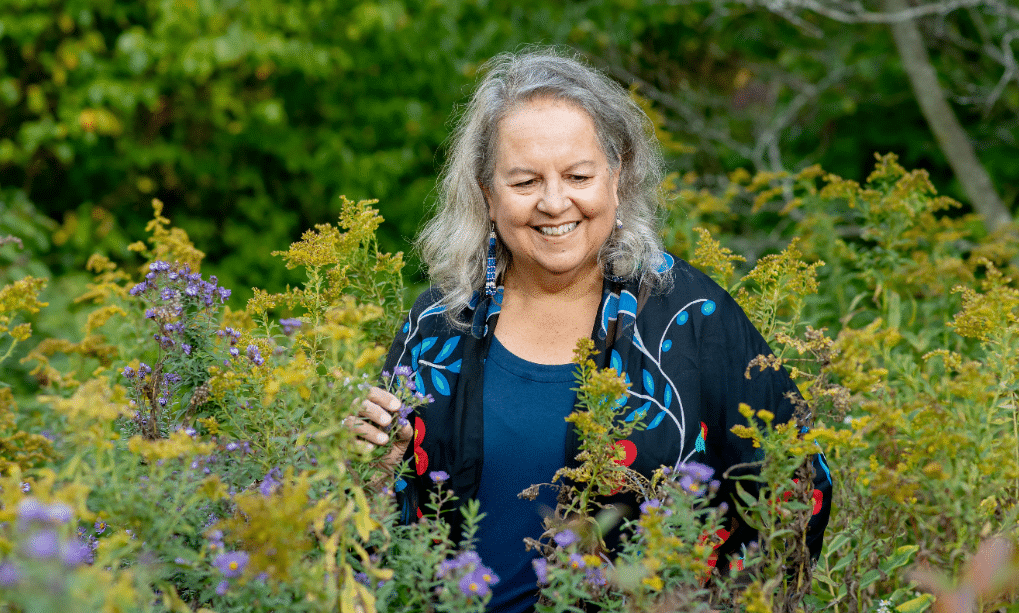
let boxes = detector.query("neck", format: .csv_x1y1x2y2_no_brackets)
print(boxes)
502,262,604,301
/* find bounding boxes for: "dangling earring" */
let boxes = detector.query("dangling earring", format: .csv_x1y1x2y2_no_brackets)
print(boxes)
615,216,623,230
485,222,497,296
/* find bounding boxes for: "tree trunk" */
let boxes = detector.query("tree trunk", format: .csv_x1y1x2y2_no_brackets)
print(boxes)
884,0,1012,233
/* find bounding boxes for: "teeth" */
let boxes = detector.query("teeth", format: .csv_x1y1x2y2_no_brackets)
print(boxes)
538,222,578,236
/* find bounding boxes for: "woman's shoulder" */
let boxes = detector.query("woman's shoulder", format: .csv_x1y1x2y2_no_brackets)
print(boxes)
655,252,733,304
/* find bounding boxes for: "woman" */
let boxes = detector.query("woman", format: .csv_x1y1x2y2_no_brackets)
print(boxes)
352,49,832,612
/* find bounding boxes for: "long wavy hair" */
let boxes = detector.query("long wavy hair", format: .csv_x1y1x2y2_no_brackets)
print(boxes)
417,47,670,327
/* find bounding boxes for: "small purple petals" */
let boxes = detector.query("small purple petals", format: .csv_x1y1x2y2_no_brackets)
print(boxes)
94,519,107,534
279,318,302,335
25,530,59,559
122,366,135,378
216,579,230,595
0,561,20,587
553,529,578,548
182,343,192,355
393,365,413,377
246,344,264,366
532,558,549,584
568,553,586,569
129,282,147,296
429,471,449,484
214,551,249,578
144,308,156,319
229,347,239,358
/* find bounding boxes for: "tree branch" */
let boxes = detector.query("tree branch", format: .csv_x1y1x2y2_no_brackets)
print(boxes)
884,0,1012,232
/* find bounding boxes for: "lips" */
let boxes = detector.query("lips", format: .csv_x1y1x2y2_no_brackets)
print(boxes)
536,221,578,236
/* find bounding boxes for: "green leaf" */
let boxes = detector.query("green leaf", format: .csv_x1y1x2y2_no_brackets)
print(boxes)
896,594,934,613
859,568,883,589
880,544,918,573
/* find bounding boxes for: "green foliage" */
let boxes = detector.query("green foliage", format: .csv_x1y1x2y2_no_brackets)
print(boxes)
3,156,1019,612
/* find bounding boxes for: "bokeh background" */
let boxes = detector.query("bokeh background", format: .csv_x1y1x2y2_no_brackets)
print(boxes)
2,0,1017,310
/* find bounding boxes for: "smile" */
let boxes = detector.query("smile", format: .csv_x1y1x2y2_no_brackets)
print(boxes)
537,222,578,236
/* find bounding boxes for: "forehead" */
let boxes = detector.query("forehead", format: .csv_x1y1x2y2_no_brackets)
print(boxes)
493,98,604,166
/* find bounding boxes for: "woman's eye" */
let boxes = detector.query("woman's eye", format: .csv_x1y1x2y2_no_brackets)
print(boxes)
569,175,591,182
514,179,536,187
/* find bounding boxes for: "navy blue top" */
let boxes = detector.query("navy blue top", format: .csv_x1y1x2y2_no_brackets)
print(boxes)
476,336,577,613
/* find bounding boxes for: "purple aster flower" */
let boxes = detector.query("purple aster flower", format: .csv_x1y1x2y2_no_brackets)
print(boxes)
640,499,662,515
429,471,449,484
144,308,156,319
138,363,152,377
61,540,90,566
217,287,231,301
45,502,73,524
677,461,714,482
160,287,175,301
393,365,413,377
679,474,706,495
94,519,107,534
585,566,607,586
216,579,229,595
568,553,586,569
214,551,249,578
458,568,491,597
122,366,135,378
229,347,239,358
0,561,20,587
279,318,302,335
553,529,578,548
182,343,192,355
260,469,281,496
25,530,60,558
129,282,147,296
185,284,199,297
225,442,238,452
246,345,264,366
20,482,30,493
397,404,414,420
532,558,549,584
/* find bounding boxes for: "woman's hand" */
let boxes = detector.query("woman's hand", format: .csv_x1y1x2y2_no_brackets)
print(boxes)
350,386,414,474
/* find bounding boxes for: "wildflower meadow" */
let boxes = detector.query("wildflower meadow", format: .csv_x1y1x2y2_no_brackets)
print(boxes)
1,154,1018,612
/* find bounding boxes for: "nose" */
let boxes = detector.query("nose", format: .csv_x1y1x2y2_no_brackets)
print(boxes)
537,178,571,215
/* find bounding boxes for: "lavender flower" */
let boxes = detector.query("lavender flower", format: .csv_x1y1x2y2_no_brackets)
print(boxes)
214,551,249,578
216,580,230,595
0,561,20,587
532,558,549,584
129,282,148,296
568,553,586,569
94,519,107,534
60,540,90,566
429,471,449,484
246,344,264,366
122,366,135,378
279,318,302,335
182,343,192,355
553,529,578,548
24,530,59,559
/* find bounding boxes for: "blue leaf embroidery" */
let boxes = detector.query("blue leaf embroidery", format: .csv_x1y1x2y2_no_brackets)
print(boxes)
447,359,462,373
420,336,438,354
663,385,672,409
647,412,666,430
624,401,651,423
431,369,451,396
435,337,460,362
642,370,654,395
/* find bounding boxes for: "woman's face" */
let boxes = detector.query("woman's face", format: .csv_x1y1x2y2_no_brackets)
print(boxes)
485,98,619,287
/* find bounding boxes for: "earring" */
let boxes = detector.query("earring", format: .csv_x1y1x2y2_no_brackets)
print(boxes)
616,216,623,229
485,223,497,296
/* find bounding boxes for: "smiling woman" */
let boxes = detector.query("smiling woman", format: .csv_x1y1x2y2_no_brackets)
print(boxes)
347,48,832,612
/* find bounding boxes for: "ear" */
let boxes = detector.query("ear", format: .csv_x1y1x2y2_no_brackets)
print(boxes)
480,182,495,221
610,166,622,210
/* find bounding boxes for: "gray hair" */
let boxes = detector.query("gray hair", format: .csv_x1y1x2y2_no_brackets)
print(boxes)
416,48,671,327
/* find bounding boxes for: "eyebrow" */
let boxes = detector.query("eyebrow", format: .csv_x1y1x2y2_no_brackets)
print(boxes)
504,160,597,177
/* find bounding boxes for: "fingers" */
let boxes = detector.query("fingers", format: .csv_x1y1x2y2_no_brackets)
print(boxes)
348,386,410,451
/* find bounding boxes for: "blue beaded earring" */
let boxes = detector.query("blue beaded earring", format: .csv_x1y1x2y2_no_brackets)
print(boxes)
485,222,497,296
